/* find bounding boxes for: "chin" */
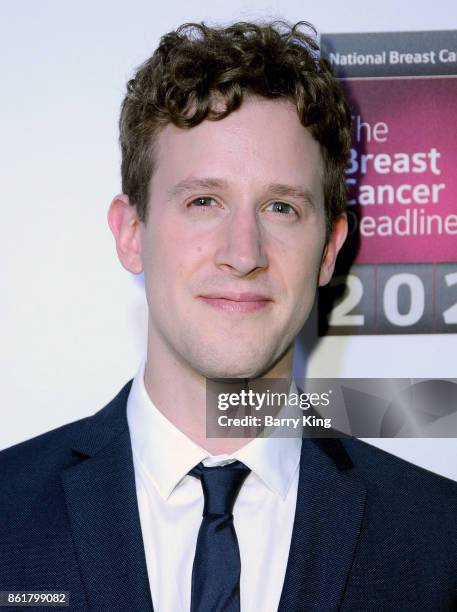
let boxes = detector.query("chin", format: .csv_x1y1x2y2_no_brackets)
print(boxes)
205,365,266,380
202,367,268,381
184,343,282,381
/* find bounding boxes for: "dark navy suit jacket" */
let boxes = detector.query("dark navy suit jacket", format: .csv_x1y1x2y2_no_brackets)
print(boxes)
1,380,457,611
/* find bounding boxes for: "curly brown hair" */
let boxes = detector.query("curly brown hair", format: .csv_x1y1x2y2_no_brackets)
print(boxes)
119,20,352,237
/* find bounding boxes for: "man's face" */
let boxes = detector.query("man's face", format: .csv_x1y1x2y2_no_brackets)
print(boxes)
135,97,345,379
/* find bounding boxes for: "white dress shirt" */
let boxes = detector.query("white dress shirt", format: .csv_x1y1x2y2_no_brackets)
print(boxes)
126,362,302,612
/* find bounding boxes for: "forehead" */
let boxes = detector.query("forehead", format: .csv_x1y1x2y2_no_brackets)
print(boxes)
151,97,324,196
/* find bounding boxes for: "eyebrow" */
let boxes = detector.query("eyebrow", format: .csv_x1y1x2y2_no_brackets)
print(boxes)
167,177,317,208
167,177,230,199
266,183,317,209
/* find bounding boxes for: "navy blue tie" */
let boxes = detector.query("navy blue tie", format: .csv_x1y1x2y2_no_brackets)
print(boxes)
189,461,251,612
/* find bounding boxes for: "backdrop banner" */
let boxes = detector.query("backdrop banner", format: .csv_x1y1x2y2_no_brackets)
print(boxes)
319,30,457,335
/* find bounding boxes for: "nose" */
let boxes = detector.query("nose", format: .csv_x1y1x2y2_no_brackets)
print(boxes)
214,209,268,277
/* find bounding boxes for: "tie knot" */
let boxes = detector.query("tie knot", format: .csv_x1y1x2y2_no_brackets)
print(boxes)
189,461,250,516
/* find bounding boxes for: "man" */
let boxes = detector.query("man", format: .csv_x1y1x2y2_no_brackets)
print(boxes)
1,20,456,612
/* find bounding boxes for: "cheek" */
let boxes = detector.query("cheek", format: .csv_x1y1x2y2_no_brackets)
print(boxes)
280,242,324,305
144,225,207,293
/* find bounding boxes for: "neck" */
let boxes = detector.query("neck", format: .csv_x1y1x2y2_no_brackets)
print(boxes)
143,329,293,455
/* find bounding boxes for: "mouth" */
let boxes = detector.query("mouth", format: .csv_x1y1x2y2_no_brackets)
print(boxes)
198,292,273,313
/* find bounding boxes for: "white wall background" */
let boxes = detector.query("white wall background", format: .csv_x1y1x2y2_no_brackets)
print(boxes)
1,0,456,479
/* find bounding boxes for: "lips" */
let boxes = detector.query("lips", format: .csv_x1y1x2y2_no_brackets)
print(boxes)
198,292,273,313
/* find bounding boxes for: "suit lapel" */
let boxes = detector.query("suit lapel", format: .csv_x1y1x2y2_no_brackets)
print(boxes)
61,382,154,612
278,437,367,612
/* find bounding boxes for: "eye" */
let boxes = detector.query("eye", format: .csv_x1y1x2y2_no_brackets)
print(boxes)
265,201,297,215
188,196,218,209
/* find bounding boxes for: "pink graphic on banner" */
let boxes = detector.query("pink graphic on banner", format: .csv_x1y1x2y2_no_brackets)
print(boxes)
344,77,457,264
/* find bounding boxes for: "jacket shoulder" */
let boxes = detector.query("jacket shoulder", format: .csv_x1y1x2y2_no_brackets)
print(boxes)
2,414,87,460
342,436,457,503
0,381,132,508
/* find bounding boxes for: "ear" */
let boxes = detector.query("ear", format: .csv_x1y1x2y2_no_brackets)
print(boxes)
107,194,143,274
318,214,348,286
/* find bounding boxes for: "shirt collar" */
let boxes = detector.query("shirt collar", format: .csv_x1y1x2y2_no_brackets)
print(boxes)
127,361,302,501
